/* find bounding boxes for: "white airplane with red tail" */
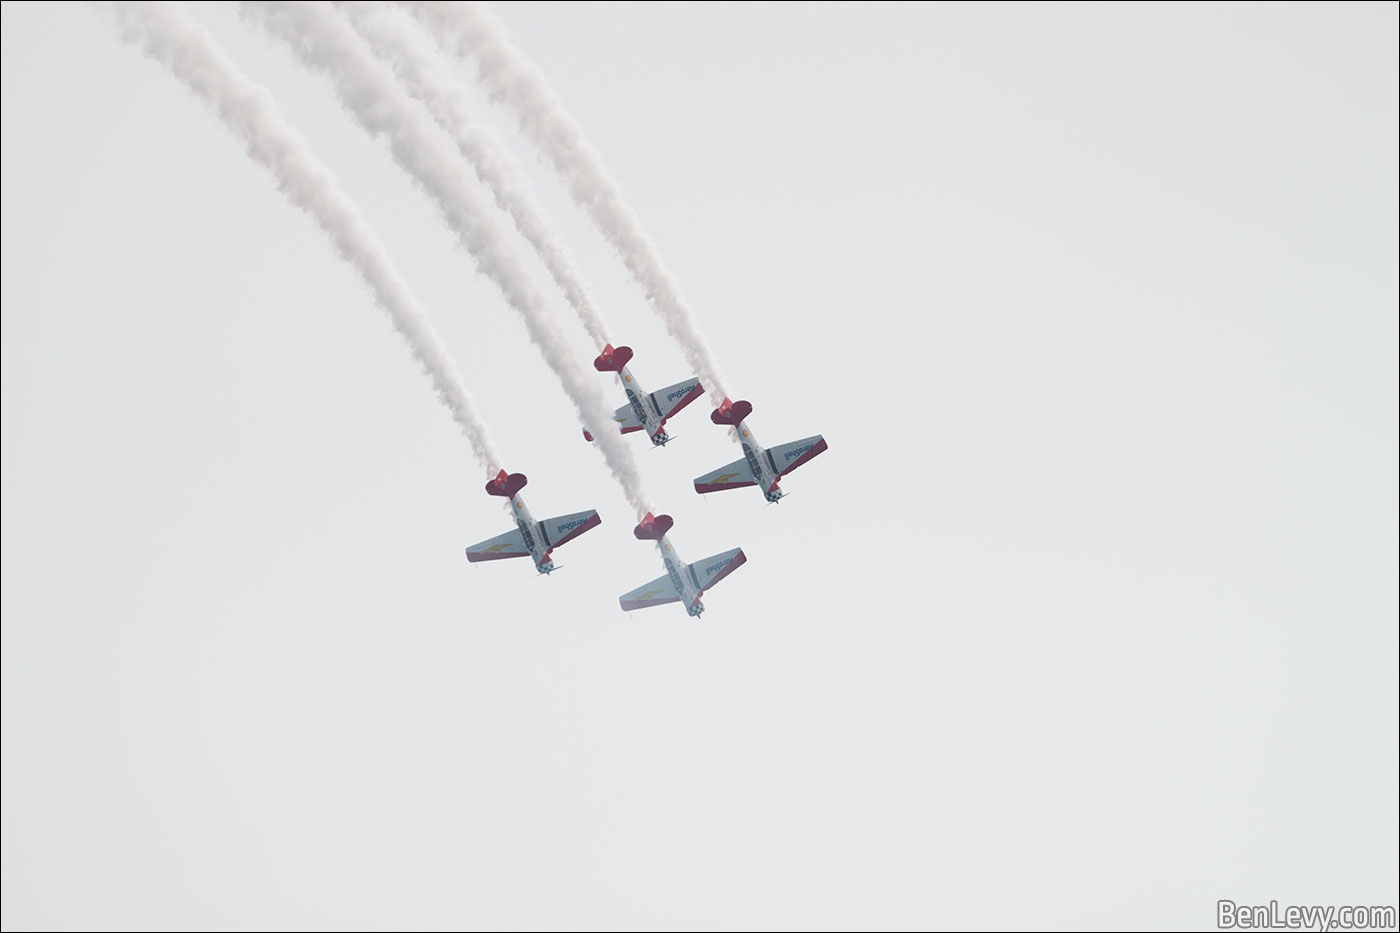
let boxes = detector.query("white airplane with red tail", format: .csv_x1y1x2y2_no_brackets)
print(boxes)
464,469,601,575
692,398,828,503
583,343,703,447
618,512,746,617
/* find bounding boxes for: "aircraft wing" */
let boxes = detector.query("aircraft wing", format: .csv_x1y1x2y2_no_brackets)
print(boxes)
465,527,530,562
652,377,704,421
611,401,645,434
693,456,757,494
619,574,681,611
767,435,828,477
689,548,747,591
538,509,602,549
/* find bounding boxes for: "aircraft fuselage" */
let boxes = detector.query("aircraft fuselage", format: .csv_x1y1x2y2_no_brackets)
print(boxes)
653,534,705,616
735,421,785,503
618,364,671,446
507,494,556,574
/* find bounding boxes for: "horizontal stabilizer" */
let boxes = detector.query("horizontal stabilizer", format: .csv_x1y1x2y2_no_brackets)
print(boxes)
485,469,528,499
710,397,753,427
633,512,675,541
593,343,635,373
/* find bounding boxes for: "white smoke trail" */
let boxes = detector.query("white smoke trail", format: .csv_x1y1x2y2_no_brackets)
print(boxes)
336,1,610,352
240,1,653,516
108,1,503,476
399,1,730,404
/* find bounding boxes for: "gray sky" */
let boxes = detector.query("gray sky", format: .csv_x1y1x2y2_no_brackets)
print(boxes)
2,2,1396,930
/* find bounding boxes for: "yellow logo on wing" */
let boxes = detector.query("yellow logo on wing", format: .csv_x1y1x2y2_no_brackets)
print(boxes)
714,471,745,484
482,543,515,554
637,589,667,601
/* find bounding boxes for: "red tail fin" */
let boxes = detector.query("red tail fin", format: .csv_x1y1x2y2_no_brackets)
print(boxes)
485,469,528,499
593,343,635,373
710,397,753,427
633,512,674,541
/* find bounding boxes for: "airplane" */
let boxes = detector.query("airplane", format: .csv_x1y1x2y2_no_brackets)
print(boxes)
692,397,828,503
464,469,601,575
583,343,703,447
618,512,746,617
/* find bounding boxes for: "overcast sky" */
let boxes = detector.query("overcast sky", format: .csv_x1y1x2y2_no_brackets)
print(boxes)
2,2,1397,930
